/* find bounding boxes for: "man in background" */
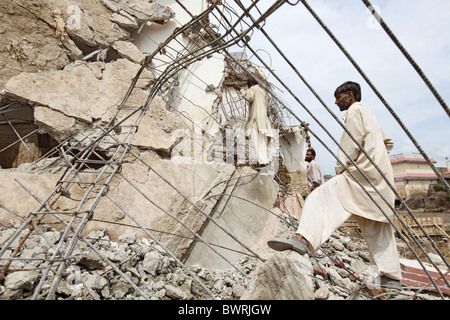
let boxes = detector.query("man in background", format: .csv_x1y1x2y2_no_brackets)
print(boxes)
305,148,325,196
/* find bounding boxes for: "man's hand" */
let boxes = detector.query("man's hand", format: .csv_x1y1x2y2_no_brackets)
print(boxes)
233,82,241,90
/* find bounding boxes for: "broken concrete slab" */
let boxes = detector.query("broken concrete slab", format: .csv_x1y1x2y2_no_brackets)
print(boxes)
0,0,175,102
0,169,60,225
129,96,186,153
13,0,130,48
3,63,99,123
183,166,279,269
0,1,71,91
240,252,315,300
122,0,175,24
82,150,238,242
111,11,139,29
34,106,76,142
2,59,153,126
112,41,146,64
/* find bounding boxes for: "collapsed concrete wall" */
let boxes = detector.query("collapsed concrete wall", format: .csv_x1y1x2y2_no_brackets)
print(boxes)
3,59,153,127
0,0,176,167
0,0,175,93
0,0,302,279
184,167,280,269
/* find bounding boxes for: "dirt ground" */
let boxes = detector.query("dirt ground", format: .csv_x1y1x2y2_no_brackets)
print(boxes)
397,190,450,231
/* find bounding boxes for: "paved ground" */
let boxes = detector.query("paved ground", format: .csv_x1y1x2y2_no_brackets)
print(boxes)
396,210,449,297
400,258,450,296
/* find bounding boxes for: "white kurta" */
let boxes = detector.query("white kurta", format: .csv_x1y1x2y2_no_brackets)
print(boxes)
335,102,395,223
307,159,325,189
297,176,402,280
296,102,401,280
240,85,273,164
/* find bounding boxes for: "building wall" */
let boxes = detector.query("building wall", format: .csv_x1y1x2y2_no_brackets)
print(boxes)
279,127,308,196
405,179,437,197
390,153,439,198
133,0,227,163
392,162,438,178
280,127,308,172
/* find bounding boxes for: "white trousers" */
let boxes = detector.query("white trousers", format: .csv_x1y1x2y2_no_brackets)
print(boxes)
297,176,402,280
248,129,270,165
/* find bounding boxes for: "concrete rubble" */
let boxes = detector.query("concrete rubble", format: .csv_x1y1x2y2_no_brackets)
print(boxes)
1,218,446,300
0,0,448,301
0,0,173,92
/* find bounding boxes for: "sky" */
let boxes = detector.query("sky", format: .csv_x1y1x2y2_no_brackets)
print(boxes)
232,0,450,175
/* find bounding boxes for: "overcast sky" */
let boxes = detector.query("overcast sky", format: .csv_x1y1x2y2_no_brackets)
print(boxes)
235,0,450,175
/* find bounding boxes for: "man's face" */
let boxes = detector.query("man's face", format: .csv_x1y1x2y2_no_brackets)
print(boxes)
335,92,352,111
305,151,313,162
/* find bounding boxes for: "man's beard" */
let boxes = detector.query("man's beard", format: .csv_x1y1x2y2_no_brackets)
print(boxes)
343,97,351,107
341,97,352,110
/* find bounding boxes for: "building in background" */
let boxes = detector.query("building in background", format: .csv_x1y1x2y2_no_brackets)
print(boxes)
390,153,440,199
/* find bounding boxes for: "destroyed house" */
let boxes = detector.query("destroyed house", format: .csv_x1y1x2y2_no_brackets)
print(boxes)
0,0,448,301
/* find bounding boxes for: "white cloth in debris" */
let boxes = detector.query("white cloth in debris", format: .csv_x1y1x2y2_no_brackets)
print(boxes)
248,128,270,164
335,102,395,223
240,85,273,164
297,175,402,280
307,159,325,189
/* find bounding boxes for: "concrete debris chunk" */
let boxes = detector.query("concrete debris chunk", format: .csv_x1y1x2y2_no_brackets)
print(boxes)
3,59,153,126
4,271,40,291
112,41,146,64
241,252,315,300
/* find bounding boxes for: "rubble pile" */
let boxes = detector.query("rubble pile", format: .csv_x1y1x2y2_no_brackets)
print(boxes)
243,225,447,301
400,188,450,212
0,221,250,300
0,218,445,300
0,0,448,302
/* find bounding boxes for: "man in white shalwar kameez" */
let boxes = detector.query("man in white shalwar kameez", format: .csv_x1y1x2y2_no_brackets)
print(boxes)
305,148,325,195
234,79,273,166
269,81,402,289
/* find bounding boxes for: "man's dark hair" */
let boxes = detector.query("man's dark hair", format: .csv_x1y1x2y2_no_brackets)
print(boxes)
334,81,362,102
307,148,316,157
247,77,258,87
